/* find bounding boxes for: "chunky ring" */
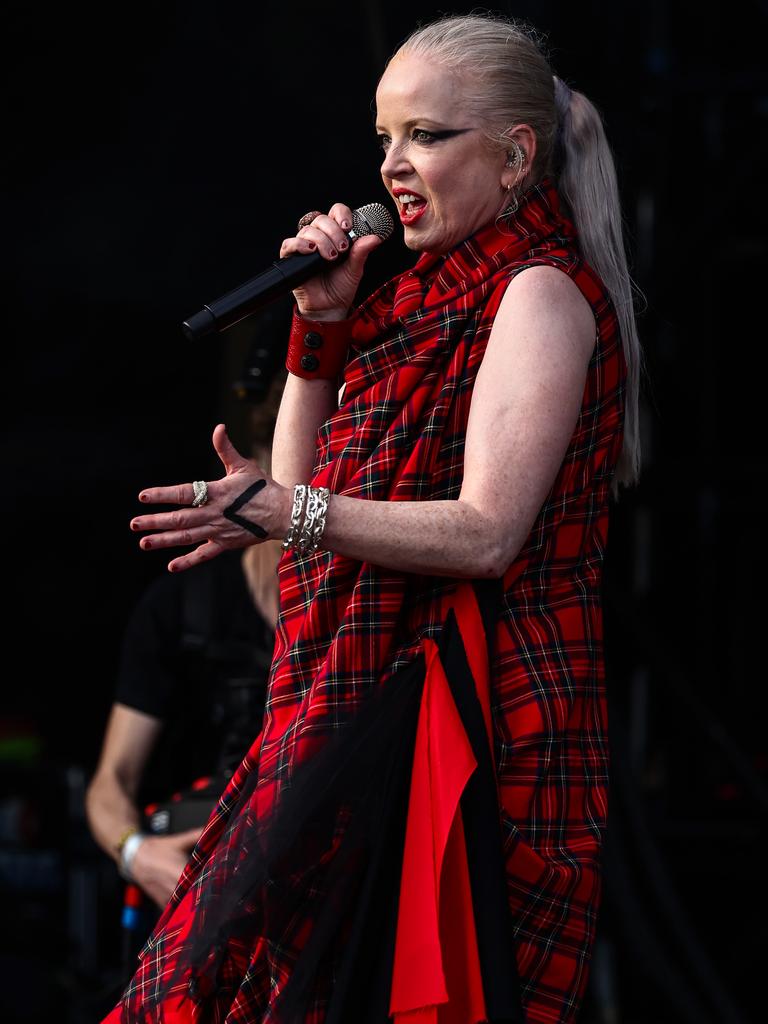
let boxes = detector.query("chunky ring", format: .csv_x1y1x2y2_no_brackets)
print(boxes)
297,210,324,232
191,480,209,507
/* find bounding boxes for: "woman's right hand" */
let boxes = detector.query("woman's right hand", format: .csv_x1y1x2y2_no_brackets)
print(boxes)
130,827,203,908
280,202,384,320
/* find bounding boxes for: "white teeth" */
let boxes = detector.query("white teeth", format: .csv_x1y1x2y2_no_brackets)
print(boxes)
398,194,423,204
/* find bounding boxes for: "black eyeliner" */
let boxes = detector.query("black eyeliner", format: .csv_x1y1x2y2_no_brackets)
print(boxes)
375,127,473,145
425,128,473,139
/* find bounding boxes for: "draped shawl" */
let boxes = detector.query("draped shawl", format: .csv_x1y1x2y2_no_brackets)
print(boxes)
103,174,627,1024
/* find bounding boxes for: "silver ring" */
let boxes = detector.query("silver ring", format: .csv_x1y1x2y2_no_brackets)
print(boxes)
191,480,209,507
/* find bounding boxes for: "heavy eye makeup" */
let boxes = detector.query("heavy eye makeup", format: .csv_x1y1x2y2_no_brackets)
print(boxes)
376,127,469,150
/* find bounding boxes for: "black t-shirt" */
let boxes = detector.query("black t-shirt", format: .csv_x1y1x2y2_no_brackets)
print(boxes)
114,549,275,804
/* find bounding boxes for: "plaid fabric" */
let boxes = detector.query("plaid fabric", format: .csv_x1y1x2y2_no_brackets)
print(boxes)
103,173,626,1024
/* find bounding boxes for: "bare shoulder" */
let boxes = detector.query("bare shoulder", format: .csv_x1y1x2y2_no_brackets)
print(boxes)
493,264,597,363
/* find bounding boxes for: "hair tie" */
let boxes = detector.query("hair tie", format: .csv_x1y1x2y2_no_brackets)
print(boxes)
554,74,573,110
553,76,572,164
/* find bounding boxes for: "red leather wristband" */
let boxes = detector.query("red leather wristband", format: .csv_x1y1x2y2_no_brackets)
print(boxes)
286,307,354,380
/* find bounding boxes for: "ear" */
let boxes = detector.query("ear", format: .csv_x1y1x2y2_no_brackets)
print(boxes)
502,124,537,171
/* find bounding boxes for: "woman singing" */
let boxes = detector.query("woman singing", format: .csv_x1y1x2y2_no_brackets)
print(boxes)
105,11,644,1024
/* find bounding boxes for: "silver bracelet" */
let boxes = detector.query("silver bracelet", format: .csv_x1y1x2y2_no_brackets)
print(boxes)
282,484,330,554
310,486,331,552
282,484,308,551
118,830,147,882
297,486,330,554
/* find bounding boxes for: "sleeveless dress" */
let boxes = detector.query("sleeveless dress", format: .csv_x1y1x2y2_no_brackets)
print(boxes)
101,174,626,1024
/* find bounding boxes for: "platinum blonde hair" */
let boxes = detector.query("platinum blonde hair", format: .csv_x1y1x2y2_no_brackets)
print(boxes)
387,11,647,500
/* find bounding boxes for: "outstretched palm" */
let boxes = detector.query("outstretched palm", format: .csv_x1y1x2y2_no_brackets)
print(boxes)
129,423,290,573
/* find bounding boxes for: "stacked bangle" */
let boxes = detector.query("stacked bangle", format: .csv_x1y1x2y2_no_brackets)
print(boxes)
282,484,308,551
285,307,355,380
282,483,331,555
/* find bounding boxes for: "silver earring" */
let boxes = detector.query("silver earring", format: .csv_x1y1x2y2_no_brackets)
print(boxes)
497,140,526,222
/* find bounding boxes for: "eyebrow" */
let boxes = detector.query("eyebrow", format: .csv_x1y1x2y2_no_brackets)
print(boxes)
373,118,450,131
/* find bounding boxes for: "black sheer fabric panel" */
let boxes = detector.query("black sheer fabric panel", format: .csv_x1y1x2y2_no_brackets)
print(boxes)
129,588,522,1023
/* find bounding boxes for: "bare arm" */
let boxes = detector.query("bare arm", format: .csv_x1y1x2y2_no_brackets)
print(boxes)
270,374,339,490
271,203,383,490
85,702,202,907
85,702,162,860
318,266,597,576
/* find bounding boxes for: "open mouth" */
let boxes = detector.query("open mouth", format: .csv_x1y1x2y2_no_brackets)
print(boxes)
397,193,428,216
396,192,428,224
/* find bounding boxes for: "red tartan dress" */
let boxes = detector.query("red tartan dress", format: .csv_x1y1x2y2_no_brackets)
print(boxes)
102,174,626,1024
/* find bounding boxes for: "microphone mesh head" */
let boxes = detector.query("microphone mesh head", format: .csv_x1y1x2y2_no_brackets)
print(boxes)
352,203,395,241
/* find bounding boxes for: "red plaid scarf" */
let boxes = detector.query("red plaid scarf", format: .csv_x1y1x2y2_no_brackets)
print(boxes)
104,174,626,1024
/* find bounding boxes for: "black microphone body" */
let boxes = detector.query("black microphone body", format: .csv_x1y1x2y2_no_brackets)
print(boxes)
183,203,394,342
183,251,327,341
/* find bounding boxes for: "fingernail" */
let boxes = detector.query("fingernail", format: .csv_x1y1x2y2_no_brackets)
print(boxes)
338,239,348,250
142,539,152,549
341,219,350,229
307,241,316,249
329,249,337,258
131,521,139,530
139,493,148,502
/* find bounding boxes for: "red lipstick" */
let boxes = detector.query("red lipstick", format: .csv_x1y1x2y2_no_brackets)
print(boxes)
392,187,428,226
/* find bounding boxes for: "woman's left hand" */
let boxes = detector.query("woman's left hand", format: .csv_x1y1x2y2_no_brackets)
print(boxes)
130,423,292,572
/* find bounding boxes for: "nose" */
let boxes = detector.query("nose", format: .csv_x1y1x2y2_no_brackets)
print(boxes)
380,142,413,181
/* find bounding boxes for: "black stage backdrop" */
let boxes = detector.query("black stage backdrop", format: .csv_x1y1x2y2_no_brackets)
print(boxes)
4,3,766,1022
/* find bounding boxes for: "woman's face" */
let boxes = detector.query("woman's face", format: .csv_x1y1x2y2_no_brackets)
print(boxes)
375,52,512,253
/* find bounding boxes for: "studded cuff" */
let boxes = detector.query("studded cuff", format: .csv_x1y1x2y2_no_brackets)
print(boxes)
285,307,355,380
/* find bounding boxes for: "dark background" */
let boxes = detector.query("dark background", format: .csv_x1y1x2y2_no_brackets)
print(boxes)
3,1,766,1021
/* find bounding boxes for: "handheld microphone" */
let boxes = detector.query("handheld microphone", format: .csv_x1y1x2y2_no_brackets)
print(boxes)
182,203,394,341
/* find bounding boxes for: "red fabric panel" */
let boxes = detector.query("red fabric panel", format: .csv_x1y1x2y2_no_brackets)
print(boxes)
390,581,495,1024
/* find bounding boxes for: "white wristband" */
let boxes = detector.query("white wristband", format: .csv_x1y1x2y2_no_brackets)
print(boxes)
119,831,147,882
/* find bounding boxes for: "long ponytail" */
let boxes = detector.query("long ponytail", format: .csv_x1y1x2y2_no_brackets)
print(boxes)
554,75,647,498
